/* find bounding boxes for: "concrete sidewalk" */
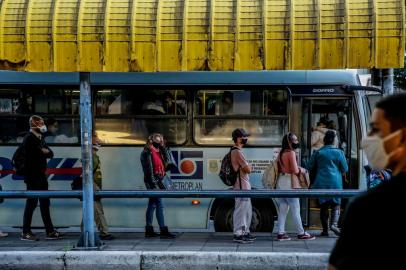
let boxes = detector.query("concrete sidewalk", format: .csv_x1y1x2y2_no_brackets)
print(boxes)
0,232,336,269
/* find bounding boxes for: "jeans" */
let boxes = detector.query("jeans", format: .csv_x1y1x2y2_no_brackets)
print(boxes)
23,178,54,234
146,198,165,227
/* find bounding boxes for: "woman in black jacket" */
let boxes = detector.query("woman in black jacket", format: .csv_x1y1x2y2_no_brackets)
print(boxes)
140,133,175,239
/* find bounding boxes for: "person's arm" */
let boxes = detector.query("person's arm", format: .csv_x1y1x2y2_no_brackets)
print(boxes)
235,150,251,174
287,151,301,175
140,151,157,188
338,150,348,173
40,139,54,158
241,165,251,174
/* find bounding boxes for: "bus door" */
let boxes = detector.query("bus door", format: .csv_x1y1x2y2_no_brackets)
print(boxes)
298,97,355,228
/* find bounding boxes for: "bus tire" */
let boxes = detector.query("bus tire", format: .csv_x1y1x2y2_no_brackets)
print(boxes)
213,200,234,232
213,199,275,232
252,202,275,232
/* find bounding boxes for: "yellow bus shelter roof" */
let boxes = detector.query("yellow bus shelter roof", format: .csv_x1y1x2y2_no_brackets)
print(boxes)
0,0,404,72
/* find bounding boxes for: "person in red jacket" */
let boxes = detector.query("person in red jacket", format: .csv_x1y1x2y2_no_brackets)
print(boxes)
140,133,176,239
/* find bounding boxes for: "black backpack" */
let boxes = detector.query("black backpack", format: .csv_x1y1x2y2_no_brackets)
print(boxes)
219,147,240,186
12,140,27,176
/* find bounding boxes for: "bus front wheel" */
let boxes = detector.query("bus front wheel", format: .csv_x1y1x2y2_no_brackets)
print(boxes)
213,199,275,232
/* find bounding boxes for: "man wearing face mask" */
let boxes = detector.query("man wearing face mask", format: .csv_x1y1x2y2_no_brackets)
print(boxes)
231,128,256,243
328,93,406,270
20,115,62,241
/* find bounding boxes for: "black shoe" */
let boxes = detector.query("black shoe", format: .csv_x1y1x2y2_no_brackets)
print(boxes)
100,233,115,240
160,226,176,239
46,230,63,240
233,235,252,244
20,232,39,241
145,226,160,238
243,233,256,241
320,231,329,237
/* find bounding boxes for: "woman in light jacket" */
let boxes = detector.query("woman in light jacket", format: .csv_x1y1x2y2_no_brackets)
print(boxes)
307,130,348,236
276,133,315,241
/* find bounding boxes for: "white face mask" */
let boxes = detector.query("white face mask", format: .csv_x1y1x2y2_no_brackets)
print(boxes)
39,125,47,133
361,135,389,170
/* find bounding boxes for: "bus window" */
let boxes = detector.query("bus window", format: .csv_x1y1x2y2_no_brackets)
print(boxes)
0,88,80,144
194,89,288,145
95,89,187,145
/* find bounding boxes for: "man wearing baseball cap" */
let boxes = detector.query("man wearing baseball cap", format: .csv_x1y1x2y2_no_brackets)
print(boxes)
230,128,255,243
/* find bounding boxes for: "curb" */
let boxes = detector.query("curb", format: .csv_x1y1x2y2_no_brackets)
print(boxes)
0,251,329,270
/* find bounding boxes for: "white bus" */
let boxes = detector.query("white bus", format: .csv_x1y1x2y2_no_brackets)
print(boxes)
0,70,379,232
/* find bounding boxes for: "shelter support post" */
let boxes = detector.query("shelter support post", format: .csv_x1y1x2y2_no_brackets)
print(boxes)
76,72,101,249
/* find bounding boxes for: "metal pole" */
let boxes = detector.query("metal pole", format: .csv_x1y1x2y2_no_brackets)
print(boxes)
79,72,95,248
382,68,394,95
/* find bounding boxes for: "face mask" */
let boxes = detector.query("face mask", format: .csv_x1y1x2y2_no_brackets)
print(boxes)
361,135,389,170
361,129,404,170
93,144,101,151
152,142,161,148
241,138,248,145
38,125,47,133
292,143,300,149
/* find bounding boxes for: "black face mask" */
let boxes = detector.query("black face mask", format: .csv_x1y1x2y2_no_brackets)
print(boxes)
152,142,161,148
241,138,248,145
292,143,300,149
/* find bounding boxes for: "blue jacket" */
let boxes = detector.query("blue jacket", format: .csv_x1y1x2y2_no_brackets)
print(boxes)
307,145,348,204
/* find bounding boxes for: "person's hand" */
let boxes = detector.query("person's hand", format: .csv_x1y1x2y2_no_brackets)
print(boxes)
41,148,50,155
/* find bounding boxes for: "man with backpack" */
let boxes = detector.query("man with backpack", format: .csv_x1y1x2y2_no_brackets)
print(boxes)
230,128,255,244
15,115,62,241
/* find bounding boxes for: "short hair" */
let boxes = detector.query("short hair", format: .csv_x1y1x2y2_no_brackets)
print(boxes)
318,117,328,126
323,130,336,145
375,93,406,131
28,115,43,127
147,133,163,144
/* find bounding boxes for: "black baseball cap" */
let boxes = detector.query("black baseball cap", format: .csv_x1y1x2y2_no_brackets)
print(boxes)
232,128,250,140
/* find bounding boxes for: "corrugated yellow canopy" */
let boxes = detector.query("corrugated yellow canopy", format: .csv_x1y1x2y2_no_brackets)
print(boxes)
0,0,404,72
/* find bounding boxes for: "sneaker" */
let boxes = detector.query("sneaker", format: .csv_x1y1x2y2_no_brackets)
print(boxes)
297,232,316,240
20,232,39,241
243,233,256,241
233,235,252,244
277,233,291,241
0,232,8,238
99,233,115,240
330,225,341,236
46,230,63,240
